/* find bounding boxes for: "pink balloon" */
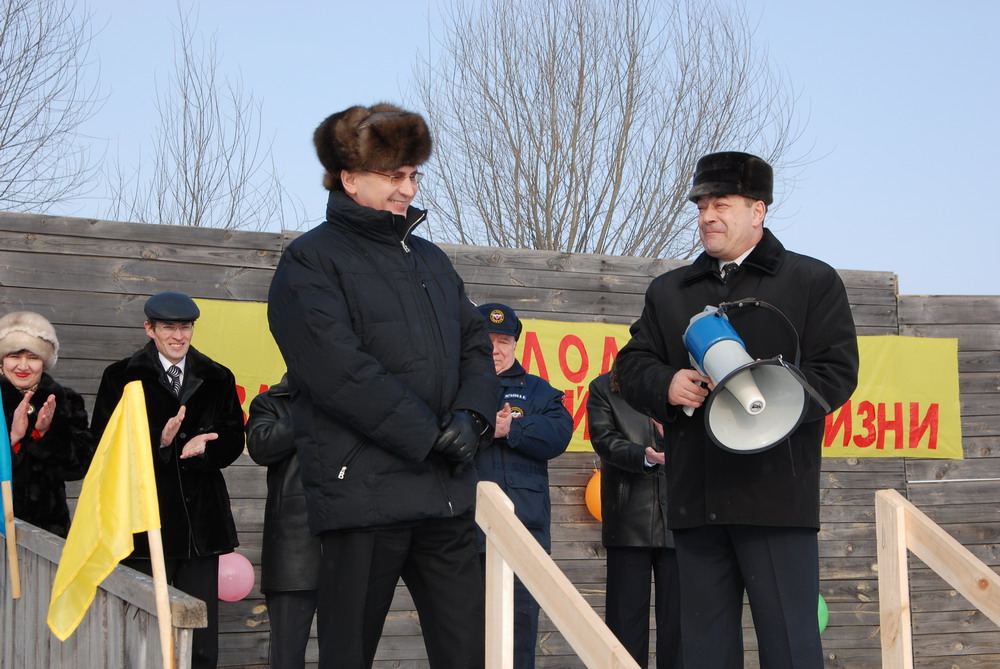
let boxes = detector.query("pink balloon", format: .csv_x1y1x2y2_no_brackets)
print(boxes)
218,551,255,602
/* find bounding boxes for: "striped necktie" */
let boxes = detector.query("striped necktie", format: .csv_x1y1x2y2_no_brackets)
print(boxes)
721,262,740,283
166,365,182,396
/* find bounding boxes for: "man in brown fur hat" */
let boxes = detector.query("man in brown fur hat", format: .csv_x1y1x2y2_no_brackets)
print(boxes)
268,104,498,668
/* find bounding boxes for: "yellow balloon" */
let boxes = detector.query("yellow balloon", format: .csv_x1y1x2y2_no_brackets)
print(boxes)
585,469,602,521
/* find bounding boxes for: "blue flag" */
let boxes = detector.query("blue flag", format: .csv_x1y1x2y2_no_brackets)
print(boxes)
0,400,12,536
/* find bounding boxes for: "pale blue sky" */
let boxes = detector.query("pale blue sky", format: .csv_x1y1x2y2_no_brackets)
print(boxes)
74,0,997,296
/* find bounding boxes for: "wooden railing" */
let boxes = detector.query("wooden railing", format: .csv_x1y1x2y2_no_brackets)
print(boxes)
0,520,205,669
876,488,1000,668
476,481,640,669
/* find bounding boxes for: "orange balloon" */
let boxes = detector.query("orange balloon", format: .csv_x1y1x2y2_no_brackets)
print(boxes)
585,468,602,521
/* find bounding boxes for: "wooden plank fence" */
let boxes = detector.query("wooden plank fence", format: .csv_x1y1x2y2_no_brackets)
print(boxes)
1,211,998,667
0,520,204,668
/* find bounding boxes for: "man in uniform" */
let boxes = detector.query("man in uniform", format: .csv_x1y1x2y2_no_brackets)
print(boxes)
474,302,572,669
616,152,859,668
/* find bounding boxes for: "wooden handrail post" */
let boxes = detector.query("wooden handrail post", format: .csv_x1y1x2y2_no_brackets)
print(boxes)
876,489,913,669
482,497,515,669
877,487,1000,667
476,482,640,669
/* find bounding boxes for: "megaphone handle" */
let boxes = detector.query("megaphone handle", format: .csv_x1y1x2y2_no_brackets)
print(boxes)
680,379,708,417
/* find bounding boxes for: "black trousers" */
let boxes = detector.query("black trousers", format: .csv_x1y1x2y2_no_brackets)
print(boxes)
673,525,823,669
125,554,220,669
265,589,318,669
605,546,683,669
316,511,484,669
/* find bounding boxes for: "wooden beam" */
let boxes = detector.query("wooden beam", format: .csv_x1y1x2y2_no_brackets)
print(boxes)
876,489,914,669
476,482,639,669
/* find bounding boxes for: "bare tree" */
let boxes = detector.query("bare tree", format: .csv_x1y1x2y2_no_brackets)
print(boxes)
105,7,303,230
414,0,800,258
0,0,99,211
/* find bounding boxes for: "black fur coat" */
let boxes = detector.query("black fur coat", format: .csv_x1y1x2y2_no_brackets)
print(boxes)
2,372,95,538
90,341,244,559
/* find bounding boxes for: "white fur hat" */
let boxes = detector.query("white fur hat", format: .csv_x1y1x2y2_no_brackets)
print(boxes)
0,311,59,369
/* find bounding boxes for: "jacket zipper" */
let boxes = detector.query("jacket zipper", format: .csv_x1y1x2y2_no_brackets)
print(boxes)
433,465,456,515
395,209,453,515
398,210,447,412
337,442,366,480
398,212,425,254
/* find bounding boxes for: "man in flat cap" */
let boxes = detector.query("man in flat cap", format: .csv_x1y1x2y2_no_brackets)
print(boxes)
615,152,859,668
473,302,572,669
91,291,245,669
268,104,498,669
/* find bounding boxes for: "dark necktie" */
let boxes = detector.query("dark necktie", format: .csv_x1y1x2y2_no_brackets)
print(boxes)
166,365,182,396
721,262,740,283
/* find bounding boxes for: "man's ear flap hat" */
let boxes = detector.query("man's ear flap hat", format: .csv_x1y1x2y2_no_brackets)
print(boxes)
314,103,432,191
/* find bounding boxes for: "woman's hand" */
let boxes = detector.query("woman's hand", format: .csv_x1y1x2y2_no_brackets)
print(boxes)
34,394,57,436
9,391,33,444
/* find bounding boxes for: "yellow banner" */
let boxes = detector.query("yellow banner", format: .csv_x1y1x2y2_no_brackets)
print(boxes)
192,300,962,459
516,319,631,452
193,299,286,423
822,336,962,459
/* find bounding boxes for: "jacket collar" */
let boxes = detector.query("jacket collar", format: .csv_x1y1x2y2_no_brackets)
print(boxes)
125,341,226,402
681,228,785,285
1,371,59,409
498,359,526,381
324,190,427,248
268,375,290,397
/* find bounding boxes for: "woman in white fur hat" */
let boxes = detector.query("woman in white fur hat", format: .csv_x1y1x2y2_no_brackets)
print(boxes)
0,311,95,538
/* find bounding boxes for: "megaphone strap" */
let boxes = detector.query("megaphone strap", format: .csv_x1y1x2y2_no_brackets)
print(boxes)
715,300,832,413
772,357,832,414
716,298,803,368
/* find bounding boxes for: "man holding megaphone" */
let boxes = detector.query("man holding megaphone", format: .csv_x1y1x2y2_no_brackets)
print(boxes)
616,152,859,669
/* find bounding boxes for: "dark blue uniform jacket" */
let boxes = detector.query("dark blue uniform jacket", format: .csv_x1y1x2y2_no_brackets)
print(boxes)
475,359,572,551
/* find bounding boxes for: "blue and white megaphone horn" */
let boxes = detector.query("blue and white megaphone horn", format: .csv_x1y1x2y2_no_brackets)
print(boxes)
682,304,824,454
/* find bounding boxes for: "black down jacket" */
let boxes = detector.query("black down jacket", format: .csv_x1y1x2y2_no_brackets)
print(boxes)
267,191,498,534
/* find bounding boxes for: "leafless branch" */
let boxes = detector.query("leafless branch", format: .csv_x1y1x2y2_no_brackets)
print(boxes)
413,0,802,259
0,0,100,211
104,5,305,230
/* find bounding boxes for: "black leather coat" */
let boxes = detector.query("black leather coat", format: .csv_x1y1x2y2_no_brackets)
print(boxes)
91,341,244,558
587,372,672,548
268,191,498,533
617,229,859,530
2,373,95,538
246,378,321,592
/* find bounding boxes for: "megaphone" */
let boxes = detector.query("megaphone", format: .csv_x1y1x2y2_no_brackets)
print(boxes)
682,304,825,454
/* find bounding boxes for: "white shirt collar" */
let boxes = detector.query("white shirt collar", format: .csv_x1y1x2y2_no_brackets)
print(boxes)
717,246,755,272
157,353,186,374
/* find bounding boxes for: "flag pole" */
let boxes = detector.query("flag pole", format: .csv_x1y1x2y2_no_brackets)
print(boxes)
1,480,20,599
146,527,174,669
0,400,20,599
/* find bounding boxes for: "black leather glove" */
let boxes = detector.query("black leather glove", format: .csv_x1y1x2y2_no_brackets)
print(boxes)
432,410,483,466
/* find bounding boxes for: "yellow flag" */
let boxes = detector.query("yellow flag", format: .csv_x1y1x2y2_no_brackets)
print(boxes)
47,381,160,640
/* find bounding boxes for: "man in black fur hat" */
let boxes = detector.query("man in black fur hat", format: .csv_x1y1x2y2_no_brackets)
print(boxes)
616,152,859,669
267,104,498,669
